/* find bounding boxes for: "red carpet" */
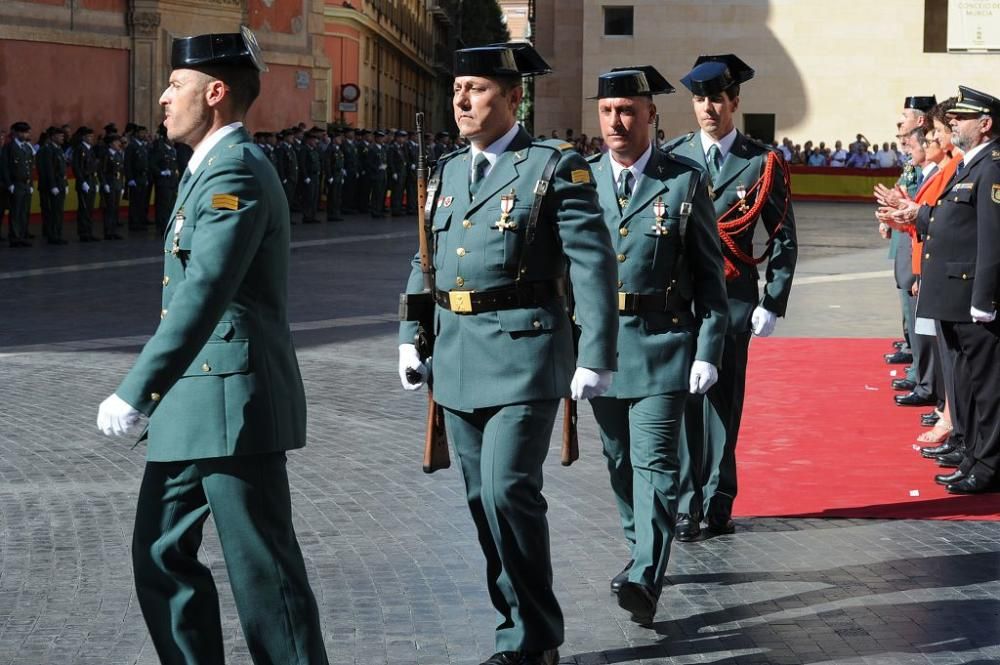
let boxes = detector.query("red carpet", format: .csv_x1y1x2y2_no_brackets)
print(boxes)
733,338,1000,520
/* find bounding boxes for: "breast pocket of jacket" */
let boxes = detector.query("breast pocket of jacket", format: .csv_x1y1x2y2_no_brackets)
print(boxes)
181,321,250,377
484,204,532,273
431,211,452,269
497,303,563,339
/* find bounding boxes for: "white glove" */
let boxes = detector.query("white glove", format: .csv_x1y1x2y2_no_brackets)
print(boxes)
304,177,311,184
398,343,428,391
161,169,171,177
971,306,997,323
81,182,90,193
570,367,613,400
29,186,34,194
6,184,12,193
751,306,778,337
127,179,136,187
689,360,719,394
393,174,398,181
97,393,143,436
328,177,334,184
282,178,288,184
103,184,111,193
50,187,59,195
342,169,347,176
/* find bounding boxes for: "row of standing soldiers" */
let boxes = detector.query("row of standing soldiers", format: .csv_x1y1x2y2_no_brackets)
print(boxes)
0,121,181,246
256,126,446,222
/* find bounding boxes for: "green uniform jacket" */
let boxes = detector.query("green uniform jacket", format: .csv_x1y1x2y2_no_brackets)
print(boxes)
665,131,797,332
116,127,306,462
588,148,728,398
399,128,618,411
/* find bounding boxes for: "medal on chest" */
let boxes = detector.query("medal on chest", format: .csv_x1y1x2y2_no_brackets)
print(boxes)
171,207,185,256
736,182,749,213
650,196,668,236
496,189,517,232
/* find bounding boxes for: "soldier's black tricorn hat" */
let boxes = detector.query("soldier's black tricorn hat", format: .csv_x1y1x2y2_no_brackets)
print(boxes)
171,25,268,72
77,126,94,136
435,130,449,139
104,123,118,133
11,121,30,132
454,42,552,77
951,85,1000,117
904,96,937,112
395,129,408,137
590,65,674,99
105,133,122,143
373,129,386,137
680,54,755,96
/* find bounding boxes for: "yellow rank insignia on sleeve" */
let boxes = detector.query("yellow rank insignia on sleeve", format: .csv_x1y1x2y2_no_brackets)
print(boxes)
571,169,591,184
558,142,574,150
211,193,239,210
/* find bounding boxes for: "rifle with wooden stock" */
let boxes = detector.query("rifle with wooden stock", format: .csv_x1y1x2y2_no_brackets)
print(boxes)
399,111,450,473
561,272,580,466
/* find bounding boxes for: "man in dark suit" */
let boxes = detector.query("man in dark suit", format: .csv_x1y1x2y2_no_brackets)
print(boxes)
665,54,797,538
3,121,35,247
96,27,329,664
888,85,1000,494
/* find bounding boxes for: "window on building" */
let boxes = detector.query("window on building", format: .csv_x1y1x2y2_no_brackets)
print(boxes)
364,36,370,64
743,113,775,145
604,6,634,36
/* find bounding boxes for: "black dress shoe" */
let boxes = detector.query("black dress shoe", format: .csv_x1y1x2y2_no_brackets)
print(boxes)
895,392,936,407
935,469,965,486
891,379,916,391
706,518,736,535
921,441,955,458
885,351,913,364
480,649,559,665
946,473,993,494
936,450,965,468
675,513,701,542
610,559,633,593
618,581,657,626
921,413,940,427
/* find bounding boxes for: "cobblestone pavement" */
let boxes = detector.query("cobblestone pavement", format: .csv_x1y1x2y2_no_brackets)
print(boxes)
1,204,997,665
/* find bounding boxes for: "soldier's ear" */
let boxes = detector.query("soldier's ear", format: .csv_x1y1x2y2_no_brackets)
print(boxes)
508,85,524,110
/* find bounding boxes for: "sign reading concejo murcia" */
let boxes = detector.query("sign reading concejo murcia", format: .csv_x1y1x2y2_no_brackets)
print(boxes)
948,0,1000,51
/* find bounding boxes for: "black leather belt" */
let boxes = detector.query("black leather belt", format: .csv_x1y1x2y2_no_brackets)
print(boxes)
435,279,565,314
618,291,694,325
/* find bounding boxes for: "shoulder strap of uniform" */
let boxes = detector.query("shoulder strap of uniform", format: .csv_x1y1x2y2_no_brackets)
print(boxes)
516,145,564,281
661,132,694,154
422,147,467,218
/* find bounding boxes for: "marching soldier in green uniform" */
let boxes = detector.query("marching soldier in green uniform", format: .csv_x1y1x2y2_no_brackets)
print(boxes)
398,43,618,665
665,54,797,539
72,127,101,242
368,129,389,217
586,66,728,625
100,133,126,240
3,121,35,247
298,129,322,223
125,125,152,230
324,128,345,221
96,27,329,665
38,126,70,244
150,124,180,235
275,130,299,218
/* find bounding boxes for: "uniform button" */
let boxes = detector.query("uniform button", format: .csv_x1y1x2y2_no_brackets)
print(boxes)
617,253,626,263
925,253,930,259
160,308,168,319
150,392,161,402
455,276,465,287
532,320,541,329
202,363,211,372
462,219,472,228
456,247,466,257
929,216,934,222
162,276,170,286
617,279,623,288
619,227,629,237
962,273,968,279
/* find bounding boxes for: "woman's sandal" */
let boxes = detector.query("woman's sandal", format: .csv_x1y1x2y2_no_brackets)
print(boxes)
917,421,952,444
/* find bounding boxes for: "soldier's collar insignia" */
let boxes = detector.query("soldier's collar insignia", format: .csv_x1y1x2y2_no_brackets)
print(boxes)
571,169,591,184
992,183,1000,204
440,196,454,208
211,193,239,210
207,155,216,168
993,149,1000,160
954,183,974,190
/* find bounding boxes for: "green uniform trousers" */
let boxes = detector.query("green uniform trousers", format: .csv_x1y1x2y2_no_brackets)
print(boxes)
132,452,328,665
591,391,686,594
680,328,751,522
444,400,563,652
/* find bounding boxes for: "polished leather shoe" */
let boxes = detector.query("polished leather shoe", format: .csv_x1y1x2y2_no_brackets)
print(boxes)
480,649,559,665
921,414,940,427
935,469,965,486
675,513,701,542
617,581,657,626
895,392,936,407
885,351,913,364
936,450,965,468
706,518,736,535
891,378,916,391
921,441,955,458
610,559,633,593
946,473,993,494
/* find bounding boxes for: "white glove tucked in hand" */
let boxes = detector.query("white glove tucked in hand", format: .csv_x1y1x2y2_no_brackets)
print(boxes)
751,306,778,337
304,177,311,184
103,184,111,193
398,343,428,391
971,306,997,323
127,179,136,187
689,360,719,394
570,367,613,401
97,393,143,436
50,187,59,195
161,169,172,177
6,184,13,193
29,186,33,194
81,182,90,193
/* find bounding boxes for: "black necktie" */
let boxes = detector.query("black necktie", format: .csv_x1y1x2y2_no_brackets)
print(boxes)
707,144,722,182
617,169,633,211
469,153,489,196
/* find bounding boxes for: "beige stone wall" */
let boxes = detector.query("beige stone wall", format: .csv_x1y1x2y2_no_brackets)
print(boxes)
498,0,531,41
537,0,1000,147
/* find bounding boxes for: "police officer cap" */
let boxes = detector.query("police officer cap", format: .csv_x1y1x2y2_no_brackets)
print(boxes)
360,128,372,136
904,96,937,112
680,54,755,96
374,129,386,137
10,121,30,133
105,133,122,144
590,65,674,99
952,85,1000,117
435,130,449,139
76,126,94,136
454,42,552,77
171,25,268,72
395,129,408,138
104,123,119,133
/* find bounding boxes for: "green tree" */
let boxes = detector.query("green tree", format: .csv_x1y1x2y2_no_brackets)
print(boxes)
460,0,510,47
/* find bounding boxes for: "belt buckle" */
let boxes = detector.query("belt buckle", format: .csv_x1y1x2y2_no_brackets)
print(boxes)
449,290,473,314
617,292,635,313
